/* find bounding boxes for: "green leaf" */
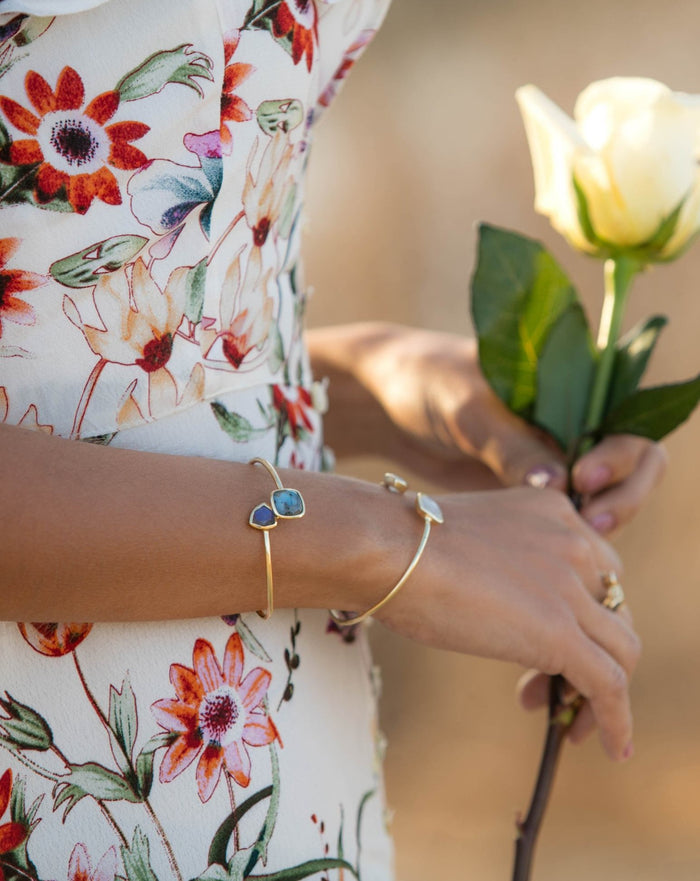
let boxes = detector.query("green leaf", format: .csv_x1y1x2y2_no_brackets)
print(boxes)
602,375,700,442
266,325,285,375
608,315,668,412
208,786,273,867
256,100,304,137
117,45,214,101
211,402,271,443
121,827,160,881
13,16,55,47
134,732,177,800
534,304,597,451
53,763,138,818
108,676,138,775
236,618,273,664
184,258,208,325
243,745,281,876
0,692,53,751
471,224,578,415
50,236,148,288
248,859,358,881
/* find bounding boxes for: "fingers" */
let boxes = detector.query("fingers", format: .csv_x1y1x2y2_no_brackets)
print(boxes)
573,436,667,534
518,601,640,761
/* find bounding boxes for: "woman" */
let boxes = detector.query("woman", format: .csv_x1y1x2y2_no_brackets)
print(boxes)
0,1,664,879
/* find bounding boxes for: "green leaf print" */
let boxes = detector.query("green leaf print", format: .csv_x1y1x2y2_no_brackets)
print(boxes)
184,259,208,326
235,618,273,664
53,762,139,818
116,46,214,101
0,693,53,751
108,676,138,777
50,236,148,288
134,732,177,800
211,402,272,443
256,100,304,137
121,827,160,881
207,786,274,868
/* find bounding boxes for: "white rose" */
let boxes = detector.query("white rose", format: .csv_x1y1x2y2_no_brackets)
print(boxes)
516,78,700,259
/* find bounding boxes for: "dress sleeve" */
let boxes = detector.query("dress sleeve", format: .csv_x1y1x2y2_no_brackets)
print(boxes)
0,0,111,14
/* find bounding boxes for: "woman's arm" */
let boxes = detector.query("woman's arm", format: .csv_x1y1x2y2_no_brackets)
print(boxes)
308,322,668,531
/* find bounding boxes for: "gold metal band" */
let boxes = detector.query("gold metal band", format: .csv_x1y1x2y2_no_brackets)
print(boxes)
248,458,306,620
329,473,444,628
601,571,625,611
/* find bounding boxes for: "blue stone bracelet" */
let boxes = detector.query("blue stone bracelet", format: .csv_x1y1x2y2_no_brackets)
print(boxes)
248,458,306,619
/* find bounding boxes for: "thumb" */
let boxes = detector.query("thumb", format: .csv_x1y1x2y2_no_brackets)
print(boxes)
482,417,567,490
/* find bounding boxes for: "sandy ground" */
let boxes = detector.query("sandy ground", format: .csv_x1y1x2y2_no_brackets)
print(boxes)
304,1,700,878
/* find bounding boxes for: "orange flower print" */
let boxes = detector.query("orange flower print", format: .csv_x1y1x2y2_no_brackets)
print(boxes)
66,844,117,881
202,247,275,371
271,0,318,72
18,622,92,657
242,131,294,249
0,238,46,339
152,633,279,803
0,387,54,435
0,769,27,858
64,259,185,372
0,66,149,213
220,31,253,152
273,384,314,439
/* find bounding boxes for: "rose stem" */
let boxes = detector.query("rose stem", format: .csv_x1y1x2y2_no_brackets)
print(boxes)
511,256,639,881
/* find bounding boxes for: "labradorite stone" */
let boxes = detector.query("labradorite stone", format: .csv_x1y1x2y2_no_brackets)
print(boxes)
417,493,444,524
251,503,276,529
272,488,305,518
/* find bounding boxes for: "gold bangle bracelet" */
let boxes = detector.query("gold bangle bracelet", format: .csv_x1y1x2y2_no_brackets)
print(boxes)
248,457,306,620
329,473,444,627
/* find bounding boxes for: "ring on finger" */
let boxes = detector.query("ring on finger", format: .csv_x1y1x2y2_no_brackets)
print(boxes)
600,571,625,612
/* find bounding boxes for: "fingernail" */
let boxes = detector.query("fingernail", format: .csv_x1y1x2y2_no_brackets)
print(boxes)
623,741,635,761
579,464,613,494
524,465,560,489
589,511,616,534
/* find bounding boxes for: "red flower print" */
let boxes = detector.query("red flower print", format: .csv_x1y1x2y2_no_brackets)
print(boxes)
0,769,27,859
0,66,149,213
220,31,253,152
0,238,45,339
273,384,314,439
152,633,279,803
271,0,318,72
18,622,92,657
66,844,117,881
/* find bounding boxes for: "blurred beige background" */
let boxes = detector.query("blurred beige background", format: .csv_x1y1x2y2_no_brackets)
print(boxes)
305,0,700,879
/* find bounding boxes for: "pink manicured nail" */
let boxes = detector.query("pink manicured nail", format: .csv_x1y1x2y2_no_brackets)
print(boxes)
589,512,616,534
524,465,560,489
580,464,613,494
623,742,635,761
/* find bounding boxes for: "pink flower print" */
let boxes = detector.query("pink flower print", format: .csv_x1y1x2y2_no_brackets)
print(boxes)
152,634,279,803
66,844,117,881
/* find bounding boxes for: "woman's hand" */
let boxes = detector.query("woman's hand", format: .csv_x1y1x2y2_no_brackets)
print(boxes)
372,485,641,762
319,323,667,535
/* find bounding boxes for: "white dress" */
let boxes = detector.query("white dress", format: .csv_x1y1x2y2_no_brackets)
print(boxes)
0,1,394,878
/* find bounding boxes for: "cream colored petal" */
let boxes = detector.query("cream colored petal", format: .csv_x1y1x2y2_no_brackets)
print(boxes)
219,247,245,327
575,78,671,146
148,367,178,418
516,85,593,252
131,258,169,330
19,404,53,435
117,379,145,428
180,362,205,408
0,387,8,422
661,171,700,257
162,265,190,333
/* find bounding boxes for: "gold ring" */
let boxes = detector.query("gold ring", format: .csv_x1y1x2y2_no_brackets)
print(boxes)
601,571,625,611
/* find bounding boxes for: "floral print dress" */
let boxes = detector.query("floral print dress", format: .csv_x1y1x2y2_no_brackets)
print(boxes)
0,1,394,879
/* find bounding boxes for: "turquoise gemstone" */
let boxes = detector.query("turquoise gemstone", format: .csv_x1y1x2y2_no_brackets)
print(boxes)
272,488,305,518
250,503,277,530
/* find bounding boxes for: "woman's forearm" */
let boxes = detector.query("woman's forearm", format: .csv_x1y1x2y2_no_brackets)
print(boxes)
0,423,409,621
308,322,501,489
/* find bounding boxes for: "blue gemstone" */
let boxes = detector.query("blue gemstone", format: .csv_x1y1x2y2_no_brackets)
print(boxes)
272,488,305,518
250,503,277,530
